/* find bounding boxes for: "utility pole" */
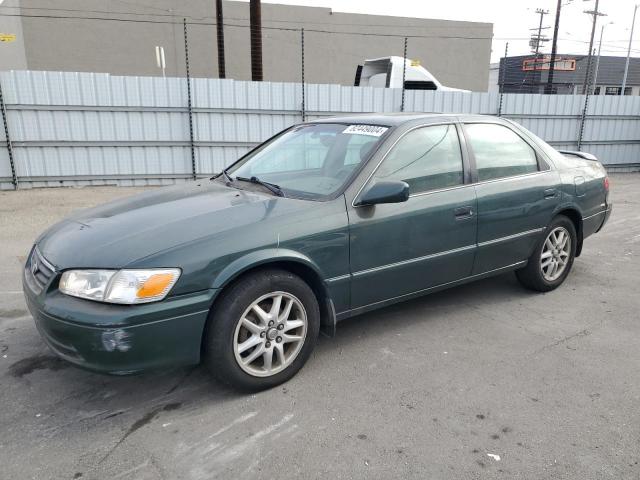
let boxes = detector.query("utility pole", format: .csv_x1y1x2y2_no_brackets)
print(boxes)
249,0,263,81
531,8,549,94
582,0,606,95
531,8,549,57
621,4,638,95
594,21,613,92
545,0,562,94
216,0,226,78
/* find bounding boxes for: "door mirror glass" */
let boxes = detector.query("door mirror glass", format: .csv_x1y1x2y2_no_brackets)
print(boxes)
355,180,410,206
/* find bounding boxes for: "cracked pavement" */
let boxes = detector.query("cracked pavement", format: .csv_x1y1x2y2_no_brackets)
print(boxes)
1,175,639,479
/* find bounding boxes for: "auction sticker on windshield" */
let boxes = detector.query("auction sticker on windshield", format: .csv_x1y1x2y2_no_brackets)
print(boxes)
342,125,388,137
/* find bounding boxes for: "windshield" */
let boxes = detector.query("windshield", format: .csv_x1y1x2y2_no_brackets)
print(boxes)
225,123,389,200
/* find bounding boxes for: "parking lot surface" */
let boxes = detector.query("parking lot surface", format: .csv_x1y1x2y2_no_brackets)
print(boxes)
1,175,639,479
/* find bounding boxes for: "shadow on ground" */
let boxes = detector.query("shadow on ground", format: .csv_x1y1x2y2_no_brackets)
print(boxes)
5,271,528,418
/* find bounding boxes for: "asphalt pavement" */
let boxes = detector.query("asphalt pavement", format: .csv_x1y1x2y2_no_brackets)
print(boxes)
1,175,639,479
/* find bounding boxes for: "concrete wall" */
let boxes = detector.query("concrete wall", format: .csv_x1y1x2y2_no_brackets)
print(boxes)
6,0,492,91
488,63,499,94
0,0,28,71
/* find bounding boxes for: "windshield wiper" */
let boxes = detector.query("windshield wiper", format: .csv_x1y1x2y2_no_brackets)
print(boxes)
235,176,285,197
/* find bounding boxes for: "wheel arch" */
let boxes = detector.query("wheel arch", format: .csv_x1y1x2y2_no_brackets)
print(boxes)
208,249,337,339
554,207,584,257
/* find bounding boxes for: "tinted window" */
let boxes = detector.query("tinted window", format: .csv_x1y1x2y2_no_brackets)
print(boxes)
373,124,463,194
465,123,538,181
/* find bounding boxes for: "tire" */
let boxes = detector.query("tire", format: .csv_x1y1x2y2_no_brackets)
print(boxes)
516,215,577,292
204,268,320,391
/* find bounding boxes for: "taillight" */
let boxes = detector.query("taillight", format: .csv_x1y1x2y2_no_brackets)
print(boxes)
604,176,610,192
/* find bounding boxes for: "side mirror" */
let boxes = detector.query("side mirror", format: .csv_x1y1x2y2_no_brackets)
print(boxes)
355,180,410,206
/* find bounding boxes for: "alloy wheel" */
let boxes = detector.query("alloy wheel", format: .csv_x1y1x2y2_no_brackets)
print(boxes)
540,226,571,282
233,291,308,377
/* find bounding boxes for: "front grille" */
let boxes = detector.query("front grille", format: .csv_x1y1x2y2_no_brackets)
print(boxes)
25,247,56,294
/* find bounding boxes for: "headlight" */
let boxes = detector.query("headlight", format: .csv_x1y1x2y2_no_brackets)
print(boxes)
59,269,181,304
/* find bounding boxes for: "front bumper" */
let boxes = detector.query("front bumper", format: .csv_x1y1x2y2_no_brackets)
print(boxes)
23,269,216,374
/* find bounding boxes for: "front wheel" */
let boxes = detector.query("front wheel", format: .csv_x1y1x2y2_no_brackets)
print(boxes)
516,215,577,292
204,269,320,391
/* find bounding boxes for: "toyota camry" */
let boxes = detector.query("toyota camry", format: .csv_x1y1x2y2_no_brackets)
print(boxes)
23,114,612,391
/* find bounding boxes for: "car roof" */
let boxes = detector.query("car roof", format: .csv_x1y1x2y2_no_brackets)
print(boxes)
310,113,500,127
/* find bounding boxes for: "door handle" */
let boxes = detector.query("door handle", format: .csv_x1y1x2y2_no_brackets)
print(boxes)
544,188,557,199
454,206,474,219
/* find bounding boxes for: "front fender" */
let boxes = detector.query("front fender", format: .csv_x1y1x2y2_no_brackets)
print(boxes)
211,248,325,290
210,248,339,337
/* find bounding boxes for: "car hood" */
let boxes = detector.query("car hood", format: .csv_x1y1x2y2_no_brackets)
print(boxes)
37,181,307,269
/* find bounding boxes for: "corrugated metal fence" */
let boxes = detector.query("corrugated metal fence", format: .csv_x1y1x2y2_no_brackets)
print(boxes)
1,70,638,190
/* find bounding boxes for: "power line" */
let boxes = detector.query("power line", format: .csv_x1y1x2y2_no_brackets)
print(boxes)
1,8,638,50
111,0,176,13
0,5,181,18
220,15,491,31
0,5,493,30
0,12,494,39
0,12,187,25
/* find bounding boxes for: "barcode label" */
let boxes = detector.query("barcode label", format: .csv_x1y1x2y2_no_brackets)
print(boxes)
342,125,388,137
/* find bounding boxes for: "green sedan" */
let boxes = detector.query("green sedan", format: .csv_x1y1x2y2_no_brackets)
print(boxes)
23,114,612,391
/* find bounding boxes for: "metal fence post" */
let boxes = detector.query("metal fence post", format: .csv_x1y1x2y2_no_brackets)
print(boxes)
183,18,197,180
498,42,508,117
0,77,17,189
577,94,590,151
400,37,408,112
301,28,306,122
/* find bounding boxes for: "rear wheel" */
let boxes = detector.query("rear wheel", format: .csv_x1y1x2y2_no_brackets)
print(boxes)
204,269,320,391
516,215,577,292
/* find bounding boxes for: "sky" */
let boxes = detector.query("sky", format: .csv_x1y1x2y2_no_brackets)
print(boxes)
240,0,640,63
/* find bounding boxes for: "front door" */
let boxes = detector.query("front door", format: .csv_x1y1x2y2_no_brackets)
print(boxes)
348,123,478,309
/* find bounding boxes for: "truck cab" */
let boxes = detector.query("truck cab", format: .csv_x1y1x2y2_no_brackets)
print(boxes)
354,56,469,91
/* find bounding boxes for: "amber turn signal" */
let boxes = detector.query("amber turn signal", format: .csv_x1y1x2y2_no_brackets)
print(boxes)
137,273,176,298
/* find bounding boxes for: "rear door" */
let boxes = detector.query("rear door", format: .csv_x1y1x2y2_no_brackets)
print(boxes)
347,123,477,308
462,122,561,274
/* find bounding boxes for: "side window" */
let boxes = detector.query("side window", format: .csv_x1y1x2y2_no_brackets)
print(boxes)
373,124,463,194
465,123,538,181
